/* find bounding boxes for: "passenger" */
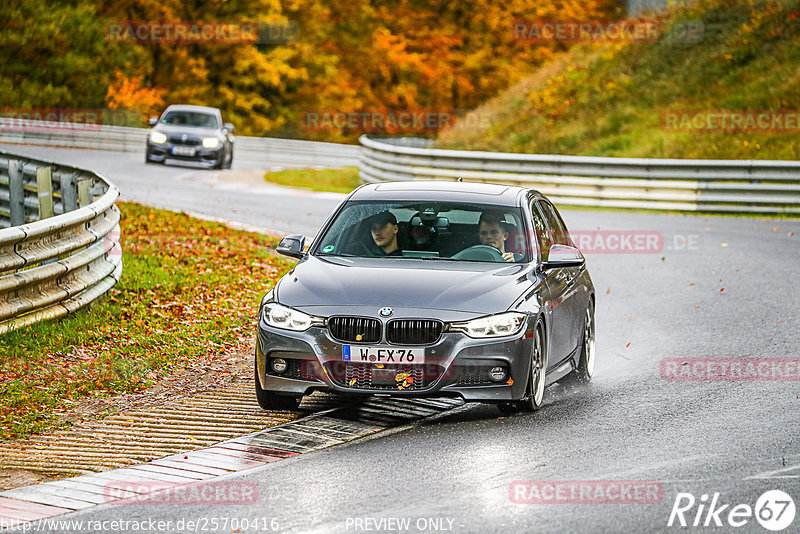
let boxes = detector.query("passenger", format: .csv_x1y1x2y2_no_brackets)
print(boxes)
369,211,402,256
408,222,435,251
478,212,521,262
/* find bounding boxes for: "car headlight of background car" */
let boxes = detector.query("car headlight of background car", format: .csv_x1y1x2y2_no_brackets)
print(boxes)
149,131,167,144
262,302,323,331
202,137,220,148
450,312,527,338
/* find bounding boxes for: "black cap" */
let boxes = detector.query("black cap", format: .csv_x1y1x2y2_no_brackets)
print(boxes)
368,210,397,226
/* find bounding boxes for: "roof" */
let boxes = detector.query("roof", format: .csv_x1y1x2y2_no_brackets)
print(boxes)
349,181,539,206
162,104,221,115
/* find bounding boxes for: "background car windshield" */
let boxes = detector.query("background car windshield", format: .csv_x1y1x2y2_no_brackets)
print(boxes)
315,201,531,263
161,111,219,128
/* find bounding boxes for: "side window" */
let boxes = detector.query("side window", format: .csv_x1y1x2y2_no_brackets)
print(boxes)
529,200,549,259
539,201,572,247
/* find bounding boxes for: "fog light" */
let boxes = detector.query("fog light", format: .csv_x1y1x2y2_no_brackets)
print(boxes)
271,358,288,374
488,366,507,382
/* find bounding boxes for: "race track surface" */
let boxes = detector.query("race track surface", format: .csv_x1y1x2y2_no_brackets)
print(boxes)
3,145,799,533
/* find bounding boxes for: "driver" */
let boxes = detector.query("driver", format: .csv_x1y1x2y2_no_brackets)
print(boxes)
369,211,402,256
478,212,520,262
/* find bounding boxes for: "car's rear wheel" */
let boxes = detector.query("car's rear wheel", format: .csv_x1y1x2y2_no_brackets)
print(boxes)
562,301,595,386
498,322,546,414
255,362,302,411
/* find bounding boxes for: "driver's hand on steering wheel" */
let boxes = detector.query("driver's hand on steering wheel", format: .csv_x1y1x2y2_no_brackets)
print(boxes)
501,252,515,262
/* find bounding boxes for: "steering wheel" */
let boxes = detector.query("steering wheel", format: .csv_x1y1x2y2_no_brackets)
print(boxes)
451,245,505,262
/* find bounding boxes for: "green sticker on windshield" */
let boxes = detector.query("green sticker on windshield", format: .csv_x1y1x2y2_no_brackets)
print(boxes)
322,245,335,253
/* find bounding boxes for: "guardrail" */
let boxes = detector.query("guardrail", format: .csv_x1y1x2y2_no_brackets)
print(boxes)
0,120,359,168
359,136,800,214
0,151,122,334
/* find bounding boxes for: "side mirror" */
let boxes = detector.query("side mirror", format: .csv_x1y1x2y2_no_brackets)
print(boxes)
542,244,584,270
276,234,306,259
224,122,235,133
148,116,159,127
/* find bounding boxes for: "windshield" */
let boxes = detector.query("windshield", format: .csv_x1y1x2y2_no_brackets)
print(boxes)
160,111,219,128
314,201,532,263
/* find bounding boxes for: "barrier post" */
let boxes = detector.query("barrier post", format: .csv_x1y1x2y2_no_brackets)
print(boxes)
7,159,25,226
36,166,54,219
59,172,79,213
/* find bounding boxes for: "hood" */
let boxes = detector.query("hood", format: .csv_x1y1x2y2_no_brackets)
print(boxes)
153,124,220,136
276,256,534,315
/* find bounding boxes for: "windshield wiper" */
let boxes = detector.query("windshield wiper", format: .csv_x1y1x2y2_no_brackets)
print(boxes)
317,252,361,258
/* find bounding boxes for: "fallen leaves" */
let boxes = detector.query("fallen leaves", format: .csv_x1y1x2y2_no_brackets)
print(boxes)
0,202,291,440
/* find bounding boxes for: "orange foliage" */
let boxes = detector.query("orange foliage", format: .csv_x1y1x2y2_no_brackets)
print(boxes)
106,71,165,120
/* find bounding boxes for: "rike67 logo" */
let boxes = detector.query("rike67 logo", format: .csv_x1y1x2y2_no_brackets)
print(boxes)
668,490,796,531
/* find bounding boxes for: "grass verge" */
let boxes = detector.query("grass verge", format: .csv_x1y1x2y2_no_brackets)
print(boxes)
0,202,292,440
263,167,360,194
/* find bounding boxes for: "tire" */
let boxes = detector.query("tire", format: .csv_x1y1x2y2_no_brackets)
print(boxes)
498,322,546,414
562,301,595,386
255,363,302,411
212,154,224,170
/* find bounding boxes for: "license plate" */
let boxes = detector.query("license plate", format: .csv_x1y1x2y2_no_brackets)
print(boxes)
171,146,196,156
342,345,425,364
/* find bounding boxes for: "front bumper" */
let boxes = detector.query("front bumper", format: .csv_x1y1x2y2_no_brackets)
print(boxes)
256,319,534,402
146,141,223,165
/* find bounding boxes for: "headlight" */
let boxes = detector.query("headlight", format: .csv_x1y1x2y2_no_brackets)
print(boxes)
149,131,167,144
262,302,322,331
202,137,220,148
450,312,527,338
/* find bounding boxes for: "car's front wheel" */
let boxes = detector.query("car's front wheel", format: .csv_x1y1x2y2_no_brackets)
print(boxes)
212,153,225,170
499,322,546,414
562,301,595,386
255,363,302,411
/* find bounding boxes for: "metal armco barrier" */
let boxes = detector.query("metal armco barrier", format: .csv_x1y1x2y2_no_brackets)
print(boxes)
359,136,800,214
0,151,122,334
0,120,359,168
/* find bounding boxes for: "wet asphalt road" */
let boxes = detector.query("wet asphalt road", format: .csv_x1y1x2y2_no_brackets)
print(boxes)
4,145,800,533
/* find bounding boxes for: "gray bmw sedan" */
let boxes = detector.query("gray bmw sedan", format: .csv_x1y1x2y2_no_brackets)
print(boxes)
256,181,595,414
